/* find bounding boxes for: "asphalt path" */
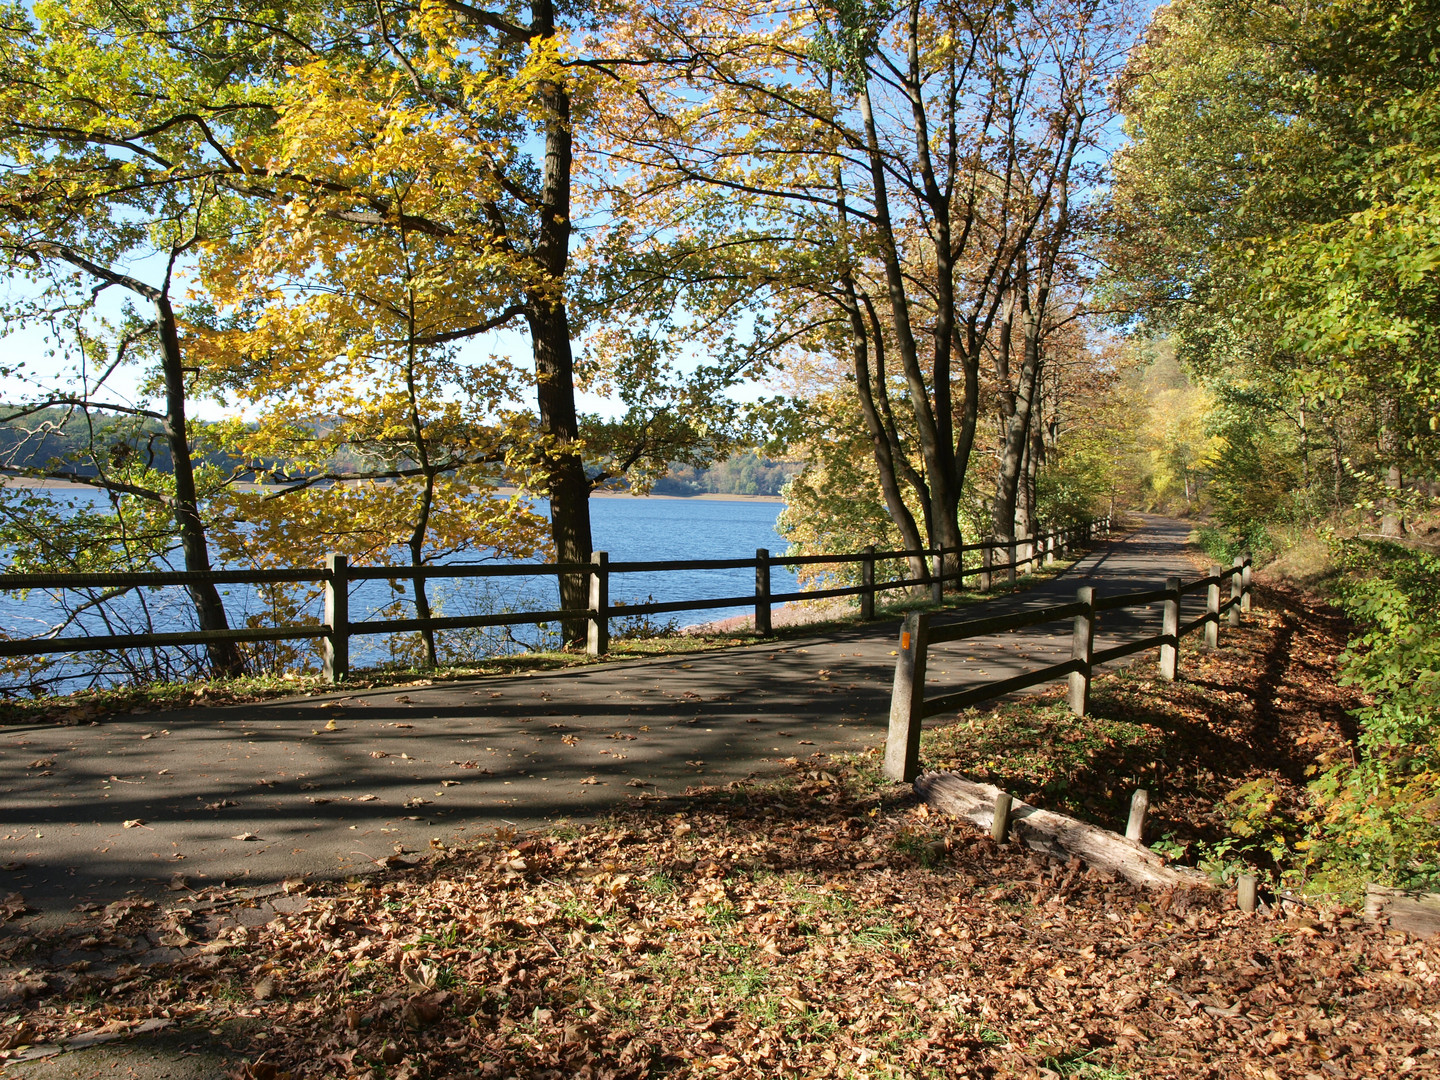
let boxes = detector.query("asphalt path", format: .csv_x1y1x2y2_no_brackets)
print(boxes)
1,515,1206,927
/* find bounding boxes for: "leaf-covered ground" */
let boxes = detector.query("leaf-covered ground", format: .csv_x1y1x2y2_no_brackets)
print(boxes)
921,581,1365,886
1,581,1437,1078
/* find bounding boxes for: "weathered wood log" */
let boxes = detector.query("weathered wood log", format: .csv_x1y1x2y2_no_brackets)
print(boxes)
1366,884,1440,938
914,772,1211,890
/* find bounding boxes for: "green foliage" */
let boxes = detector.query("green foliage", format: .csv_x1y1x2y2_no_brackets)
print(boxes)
1192,524,1264,565
1108,0,1440,526
1312,540,1440,888
1219,778,1306,874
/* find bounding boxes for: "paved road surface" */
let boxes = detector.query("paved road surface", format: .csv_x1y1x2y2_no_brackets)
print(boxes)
1,515,1206,926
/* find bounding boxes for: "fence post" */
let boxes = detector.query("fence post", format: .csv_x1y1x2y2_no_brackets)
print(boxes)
992,792,1013,843
1126,789,1150,843
586,551,609,657
861,544,876,619
930,548,944,604
1160,576,1181,681
323,553,349,684
1045,532,1056,566
980,543,992,592
1007,538,1017,586
1237,874,1259,914
1068,585,1095,717
1230,556,1244,627
1242,555,1253,613
884,612,930,783
1206,565,1222,648
755,548,772,636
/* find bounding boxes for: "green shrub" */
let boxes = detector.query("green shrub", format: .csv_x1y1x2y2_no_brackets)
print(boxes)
1310,540,1440,889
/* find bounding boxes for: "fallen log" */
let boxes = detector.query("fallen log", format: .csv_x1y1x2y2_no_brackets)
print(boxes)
1365,885,1440,938
915,771,1212,890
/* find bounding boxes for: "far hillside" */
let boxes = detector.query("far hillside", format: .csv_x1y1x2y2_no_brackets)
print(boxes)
649,451,800,497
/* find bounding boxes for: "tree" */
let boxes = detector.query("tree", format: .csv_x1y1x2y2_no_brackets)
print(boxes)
0,0,253,675
1105,0,1440,534
601,0,1133,575
2,0,769,680
209,0,767,639
195,24,555,666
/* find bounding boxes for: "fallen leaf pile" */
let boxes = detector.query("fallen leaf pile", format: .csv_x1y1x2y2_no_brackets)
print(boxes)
0,759,1435,1078
922,580,1365,868
0,579,1435,1076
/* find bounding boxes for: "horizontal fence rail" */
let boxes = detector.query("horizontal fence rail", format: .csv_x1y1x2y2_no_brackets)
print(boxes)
0,516,1110,683
883,555,1254,783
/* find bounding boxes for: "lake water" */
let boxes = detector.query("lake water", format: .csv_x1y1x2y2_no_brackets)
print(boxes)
0,490,798,690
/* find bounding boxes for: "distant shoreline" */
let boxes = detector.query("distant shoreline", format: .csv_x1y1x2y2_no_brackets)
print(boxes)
499,487,784,504
0,475,784,503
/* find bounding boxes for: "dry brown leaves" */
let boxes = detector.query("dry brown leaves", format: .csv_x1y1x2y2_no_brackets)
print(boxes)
0,761,1436,1079
0,582,1435,1077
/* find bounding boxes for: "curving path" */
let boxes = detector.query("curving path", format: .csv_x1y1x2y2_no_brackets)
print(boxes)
0,515,1207,928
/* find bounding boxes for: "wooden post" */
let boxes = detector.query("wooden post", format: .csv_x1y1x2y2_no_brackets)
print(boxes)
1126,789,1149,843
755,549,772,636
980,543,992,592
1206,565,1222,648
1045,533,1055,566
1241,556,1253,613
1068,585,1095,717
1160,576,1181,681
586,551,609,657
1230,556,1243,627
323,553,349,684
1237,874,1258,914
930,548,943,604
884,612,929,783
1007,538,1017,585
861,544,876,619
992,792,1013,843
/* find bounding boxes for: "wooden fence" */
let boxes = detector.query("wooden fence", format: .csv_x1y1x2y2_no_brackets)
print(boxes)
884,555,1254,783
0,516,1109,683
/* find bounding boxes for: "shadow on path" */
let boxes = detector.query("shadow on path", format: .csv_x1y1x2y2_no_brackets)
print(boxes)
1,515,1204,925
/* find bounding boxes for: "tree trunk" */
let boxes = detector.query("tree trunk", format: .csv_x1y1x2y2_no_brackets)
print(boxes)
529,0,592,641
857,77,954,587
1378,395,1404,537
1020,425,1041,542
155,296,243,678
402,335,439,669
1297,397,1311,491
528,301,592,642
840,277,927,580
992,264,1042,545
1332,420,1344,510
409,507,437,668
